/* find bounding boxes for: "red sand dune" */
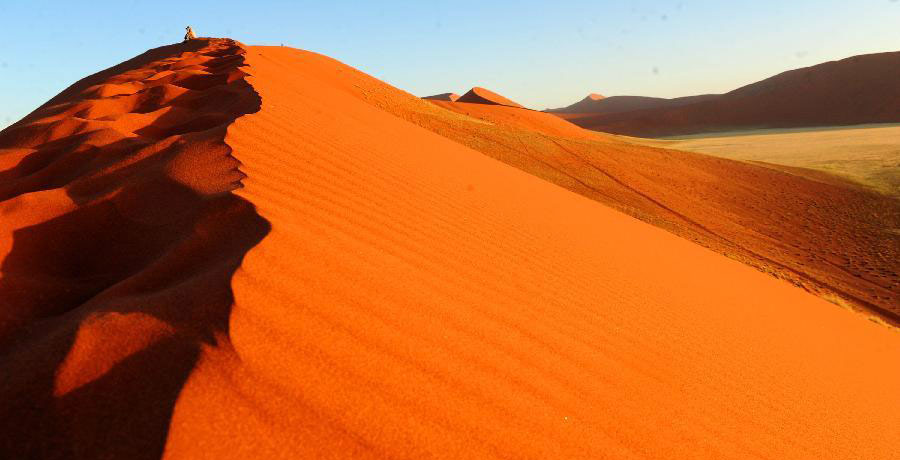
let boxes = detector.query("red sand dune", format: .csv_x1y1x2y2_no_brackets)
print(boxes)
555,51,900,137
456,86,525,108
422,92,460,101
548,93,717,114
1,40,899,459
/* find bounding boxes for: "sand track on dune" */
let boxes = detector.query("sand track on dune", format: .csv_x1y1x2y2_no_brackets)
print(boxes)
419,94,900,324
0,39,269,459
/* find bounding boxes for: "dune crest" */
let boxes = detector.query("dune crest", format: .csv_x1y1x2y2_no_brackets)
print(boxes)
0,38,269,459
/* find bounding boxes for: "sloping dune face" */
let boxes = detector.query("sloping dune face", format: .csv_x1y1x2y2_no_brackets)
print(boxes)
0,39,268,458
161,46,897,458
1,43,899,459
562,51,900,137
456,86,525,108
417,72,897,322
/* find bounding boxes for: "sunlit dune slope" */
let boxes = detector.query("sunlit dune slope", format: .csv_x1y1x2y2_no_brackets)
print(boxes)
185,45,897,458
0,42,898,459
401,71,899,321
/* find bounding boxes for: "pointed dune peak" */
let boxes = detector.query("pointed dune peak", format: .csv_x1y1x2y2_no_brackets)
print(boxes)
422,92,460,101
545,92,614,112
457,87,525,108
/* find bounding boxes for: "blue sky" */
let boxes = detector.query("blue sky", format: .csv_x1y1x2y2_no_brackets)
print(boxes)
1,0,899,128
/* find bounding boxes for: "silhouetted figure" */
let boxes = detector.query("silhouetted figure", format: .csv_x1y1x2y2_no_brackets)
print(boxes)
184,26,196,41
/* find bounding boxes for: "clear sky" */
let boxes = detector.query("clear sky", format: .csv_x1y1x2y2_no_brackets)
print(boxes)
2,0,899,128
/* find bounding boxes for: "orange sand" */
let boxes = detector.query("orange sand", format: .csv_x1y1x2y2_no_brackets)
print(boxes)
0,41,898,459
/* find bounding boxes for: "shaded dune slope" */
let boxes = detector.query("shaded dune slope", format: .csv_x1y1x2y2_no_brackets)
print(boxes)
0,43,898,459
559,51,900,137
167,46,896,458
422,92,459,102
0,39,268,458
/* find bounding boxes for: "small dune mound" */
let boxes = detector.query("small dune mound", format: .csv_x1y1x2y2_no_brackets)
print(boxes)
422,92,459,101
457,86,525,108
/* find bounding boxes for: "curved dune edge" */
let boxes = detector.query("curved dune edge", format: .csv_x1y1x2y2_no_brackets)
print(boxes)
0,39,269,458
157,46,900,459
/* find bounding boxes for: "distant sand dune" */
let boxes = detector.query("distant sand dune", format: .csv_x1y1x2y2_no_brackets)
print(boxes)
548,93,717,114
457,87,525,108
422,92,459,102
553,51,900,137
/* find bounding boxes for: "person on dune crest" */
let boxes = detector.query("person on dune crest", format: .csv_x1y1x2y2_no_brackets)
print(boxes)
184,26,196,41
